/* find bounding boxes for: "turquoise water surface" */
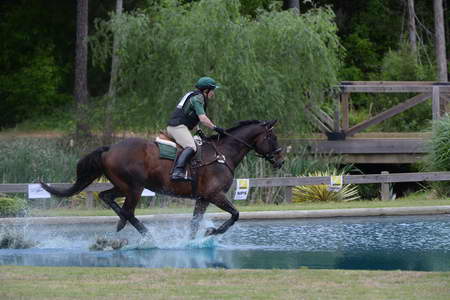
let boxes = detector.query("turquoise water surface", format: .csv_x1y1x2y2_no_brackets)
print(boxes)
1,215,450,271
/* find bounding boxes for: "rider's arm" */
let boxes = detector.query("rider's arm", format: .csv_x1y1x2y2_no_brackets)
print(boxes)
198,114,216,129
191,97,216,129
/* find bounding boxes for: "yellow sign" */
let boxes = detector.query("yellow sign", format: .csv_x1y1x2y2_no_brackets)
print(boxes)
237,179,249,189
328,176,343,192
234,179,250,200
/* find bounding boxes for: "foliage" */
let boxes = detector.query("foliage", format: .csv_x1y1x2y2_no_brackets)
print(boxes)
292,170,360,202
423,116,450,196
350,43,436,132
232,146,343,204
0,138,80,184
0,1,75,128
427,116,450,171
0,197,28,217
0,0,445,134
91,0,343,134
10,107,75,132
0,45,71,127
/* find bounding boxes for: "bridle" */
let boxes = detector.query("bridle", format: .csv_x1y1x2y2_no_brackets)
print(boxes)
220,129,282,165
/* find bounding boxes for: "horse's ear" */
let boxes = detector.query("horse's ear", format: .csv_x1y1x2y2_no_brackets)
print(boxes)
264,120,277,130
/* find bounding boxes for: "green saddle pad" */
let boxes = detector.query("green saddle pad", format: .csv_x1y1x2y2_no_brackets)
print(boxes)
155,138,177,160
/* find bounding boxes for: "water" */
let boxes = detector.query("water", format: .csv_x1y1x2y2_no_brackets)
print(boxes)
1,215,450,271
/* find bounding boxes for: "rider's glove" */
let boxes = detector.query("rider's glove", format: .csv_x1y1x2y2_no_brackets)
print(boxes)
213,126,226,135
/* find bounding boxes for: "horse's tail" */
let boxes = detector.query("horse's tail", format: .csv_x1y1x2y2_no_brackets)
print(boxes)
40,146,110,197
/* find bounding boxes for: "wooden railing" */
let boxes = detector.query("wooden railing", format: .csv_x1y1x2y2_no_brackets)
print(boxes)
308,81,450,140
1,172,449,206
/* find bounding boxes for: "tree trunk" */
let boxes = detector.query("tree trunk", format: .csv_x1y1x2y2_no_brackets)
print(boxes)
407,0,417,53
283,0,300,14
103,0,123,145
433,0,448,82
74,0,90,139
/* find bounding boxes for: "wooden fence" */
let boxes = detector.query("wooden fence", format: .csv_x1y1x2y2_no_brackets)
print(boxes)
1,172,449,207
308,81,450,139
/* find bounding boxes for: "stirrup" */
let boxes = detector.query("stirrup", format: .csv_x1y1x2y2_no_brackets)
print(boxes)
171,169,192,182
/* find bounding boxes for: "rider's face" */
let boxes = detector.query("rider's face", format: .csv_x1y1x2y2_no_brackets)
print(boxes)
206,89,215,99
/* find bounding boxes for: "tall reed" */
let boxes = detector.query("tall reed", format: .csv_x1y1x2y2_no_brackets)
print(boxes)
0,138,79,184
423,116,450,196
1,137,341,207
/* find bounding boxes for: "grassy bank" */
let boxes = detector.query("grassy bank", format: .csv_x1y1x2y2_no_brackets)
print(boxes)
0,266,449,300
28,196,450,217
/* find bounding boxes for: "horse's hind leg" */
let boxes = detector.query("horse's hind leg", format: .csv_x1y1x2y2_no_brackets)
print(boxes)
190,198,210,239
99,186,149,236
205,193,239,236
120,187,149,236
99,187,127,230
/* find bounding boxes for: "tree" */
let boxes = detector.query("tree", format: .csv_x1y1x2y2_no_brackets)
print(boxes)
283,0,300,14
0,1,74,129
433,0,448,82
74,0,91,139
407,0,417,53
103,0,123,144
91,0,343,134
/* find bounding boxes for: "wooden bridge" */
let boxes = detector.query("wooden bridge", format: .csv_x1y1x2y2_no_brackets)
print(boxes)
288,81,450,164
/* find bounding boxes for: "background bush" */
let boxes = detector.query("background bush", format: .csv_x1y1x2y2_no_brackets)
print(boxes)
0,137,80,184
423,116,450,197
0,197,28,217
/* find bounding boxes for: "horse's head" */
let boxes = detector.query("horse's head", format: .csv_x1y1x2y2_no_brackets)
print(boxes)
253,120,284,169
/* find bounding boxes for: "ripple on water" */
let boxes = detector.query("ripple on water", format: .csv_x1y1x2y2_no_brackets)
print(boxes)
1,214,450,270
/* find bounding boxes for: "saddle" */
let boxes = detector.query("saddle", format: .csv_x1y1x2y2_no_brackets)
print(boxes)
157,131,178,145
155,130,203,163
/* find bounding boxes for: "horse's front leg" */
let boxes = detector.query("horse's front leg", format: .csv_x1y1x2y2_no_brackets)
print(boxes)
190,198,209,239
205,193,239,236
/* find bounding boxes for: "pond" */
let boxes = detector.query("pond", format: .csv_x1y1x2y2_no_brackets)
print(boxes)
1,215,450,271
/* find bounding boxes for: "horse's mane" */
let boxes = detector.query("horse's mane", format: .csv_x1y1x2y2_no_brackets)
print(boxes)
225,120,261,132
206,120,261,140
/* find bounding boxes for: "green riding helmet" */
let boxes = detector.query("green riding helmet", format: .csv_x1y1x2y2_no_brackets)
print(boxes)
195,77,219,90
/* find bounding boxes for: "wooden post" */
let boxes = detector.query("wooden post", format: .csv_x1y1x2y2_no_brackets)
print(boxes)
284,186,293,203
340,93,350,130
432,86,441,121
380,171,390,201
86,191,94,209
333,95,341,132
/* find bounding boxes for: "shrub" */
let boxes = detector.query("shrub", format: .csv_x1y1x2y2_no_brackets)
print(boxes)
232,148,344,204
423,116,450,196
0,137,79,184
0,197,28,217
292,170,360,202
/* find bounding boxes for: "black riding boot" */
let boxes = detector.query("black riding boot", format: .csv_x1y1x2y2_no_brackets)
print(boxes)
171,147,196,181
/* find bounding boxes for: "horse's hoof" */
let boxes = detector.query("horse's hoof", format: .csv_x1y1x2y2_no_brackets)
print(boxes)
205,227,216,236
116,218,127,232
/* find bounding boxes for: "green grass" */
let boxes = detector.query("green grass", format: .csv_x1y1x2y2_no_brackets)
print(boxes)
28,195,450,217
0,266,449,299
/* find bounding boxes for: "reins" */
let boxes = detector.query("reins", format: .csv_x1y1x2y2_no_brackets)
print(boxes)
221,130,254,150
192,126,281,174
221,130,281,164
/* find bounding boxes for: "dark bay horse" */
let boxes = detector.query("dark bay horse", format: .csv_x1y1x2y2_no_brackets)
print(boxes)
40,120,284,239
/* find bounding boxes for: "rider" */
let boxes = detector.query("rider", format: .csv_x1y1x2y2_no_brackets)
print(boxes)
167,76,225,181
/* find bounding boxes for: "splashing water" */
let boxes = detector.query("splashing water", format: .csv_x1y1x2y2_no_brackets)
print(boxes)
2,215,450,270
1,217,220,251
